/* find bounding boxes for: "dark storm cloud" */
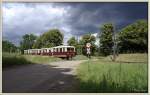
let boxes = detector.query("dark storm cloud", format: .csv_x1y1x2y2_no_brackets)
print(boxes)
2,2,148,46
63,2,148,35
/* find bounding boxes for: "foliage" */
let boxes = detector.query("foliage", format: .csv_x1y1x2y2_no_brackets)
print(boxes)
20,34,37,53
77,53,148,92
67,37,78,47
23,55,61,64
2,53,32,68
99,23,113,56
2,52,62,68
33,29,63,48
118,20,148,53
2,40,18,53
32,35,43,48
76,40,84,55
81,34,96,44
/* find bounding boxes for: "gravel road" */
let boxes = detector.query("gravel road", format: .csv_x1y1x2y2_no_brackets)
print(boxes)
3,60,86,93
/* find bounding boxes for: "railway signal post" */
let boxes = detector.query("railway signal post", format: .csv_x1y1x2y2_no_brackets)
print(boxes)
86,43,92,72
86,43,91,59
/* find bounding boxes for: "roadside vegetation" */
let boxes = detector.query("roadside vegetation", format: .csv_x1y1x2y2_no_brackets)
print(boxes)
72,55,98,60
23,55,61,64
2,52,61,68
77,53,148,92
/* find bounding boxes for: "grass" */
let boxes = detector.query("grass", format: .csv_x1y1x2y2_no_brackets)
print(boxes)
77,53,148,93
2,55,33,68
72,55,97,60
2,52,62,68
72,55,89,60
23,55,62,64
105,53,148,63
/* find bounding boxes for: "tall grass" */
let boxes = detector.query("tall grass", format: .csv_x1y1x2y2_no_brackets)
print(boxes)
2,55,32,68
77,54,148,92
106,53,148,63
23,55,61,64
2,52,62,68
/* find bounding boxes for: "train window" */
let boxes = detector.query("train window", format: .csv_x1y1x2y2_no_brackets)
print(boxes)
72,48,74,51
70,48,72,52
67,48,70,52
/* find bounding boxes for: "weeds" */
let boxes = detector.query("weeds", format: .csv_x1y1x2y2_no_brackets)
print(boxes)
2,52,62,68
77,54,148,92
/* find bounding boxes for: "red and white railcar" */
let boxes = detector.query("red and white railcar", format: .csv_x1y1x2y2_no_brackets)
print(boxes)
52,46,76,58
24,45,76,59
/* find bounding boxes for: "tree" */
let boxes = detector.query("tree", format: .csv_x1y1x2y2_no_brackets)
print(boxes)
82,34,96,45
2,40,18,53
32,36,43,49
33,29,63,48
77,39,84,55
20,34,36,53
67,37,78,47
99,23,113,56
118,20,148,53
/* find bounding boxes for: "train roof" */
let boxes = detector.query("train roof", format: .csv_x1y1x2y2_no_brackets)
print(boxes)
52,45,75,48
25,45,75,50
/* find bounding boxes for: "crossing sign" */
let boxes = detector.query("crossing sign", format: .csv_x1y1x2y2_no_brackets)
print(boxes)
87,48,91,54
86,43,91,48
86,43,91,55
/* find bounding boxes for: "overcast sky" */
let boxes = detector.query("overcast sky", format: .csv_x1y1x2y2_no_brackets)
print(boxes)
2,2,148,46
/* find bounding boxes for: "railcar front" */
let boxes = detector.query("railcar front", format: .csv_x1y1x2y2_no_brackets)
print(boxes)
52,46,76,59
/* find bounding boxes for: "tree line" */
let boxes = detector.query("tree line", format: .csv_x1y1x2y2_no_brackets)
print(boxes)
2,19,148,56
68,20,148,56
2,40,18,53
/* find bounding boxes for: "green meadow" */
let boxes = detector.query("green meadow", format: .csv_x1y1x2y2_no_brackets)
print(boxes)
77,53,148,93
2,52,61,68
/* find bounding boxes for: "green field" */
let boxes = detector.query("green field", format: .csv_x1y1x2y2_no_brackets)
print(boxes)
77,53,148,93
2,52,61,68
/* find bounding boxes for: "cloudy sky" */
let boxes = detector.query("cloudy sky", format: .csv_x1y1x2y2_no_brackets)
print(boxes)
2,2,148,46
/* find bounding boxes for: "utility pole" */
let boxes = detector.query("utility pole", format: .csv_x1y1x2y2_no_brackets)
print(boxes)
29,35,31,49
112,25,117,61
76,35,81,55
99,32,101,56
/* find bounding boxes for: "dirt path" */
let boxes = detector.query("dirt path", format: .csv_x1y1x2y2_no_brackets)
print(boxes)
3,60,86,93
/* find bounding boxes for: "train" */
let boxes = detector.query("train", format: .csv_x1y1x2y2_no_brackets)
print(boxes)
24,45,76,59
